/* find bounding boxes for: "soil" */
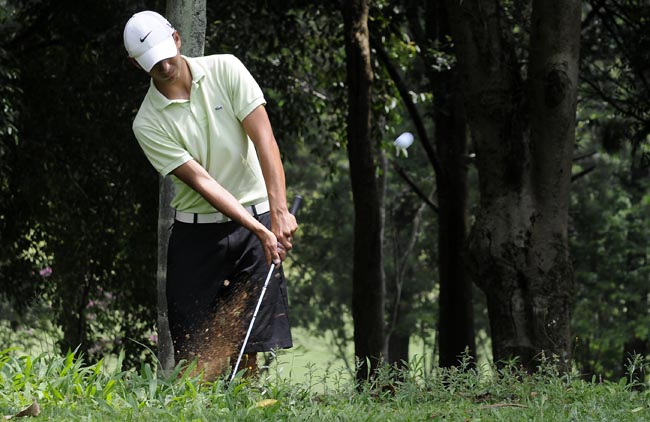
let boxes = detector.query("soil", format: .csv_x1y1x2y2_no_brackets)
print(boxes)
188,279,259,381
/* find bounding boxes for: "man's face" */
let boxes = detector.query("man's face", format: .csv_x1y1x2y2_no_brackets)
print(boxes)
149,54,182,83
147,32,182,83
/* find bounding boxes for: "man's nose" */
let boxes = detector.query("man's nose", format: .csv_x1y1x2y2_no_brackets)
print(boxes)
156,59,171,72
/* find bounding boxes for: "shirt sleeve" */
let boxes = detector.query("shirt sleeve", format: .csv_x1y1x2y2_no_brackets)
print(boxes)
133,124,193,176
222,55,267,121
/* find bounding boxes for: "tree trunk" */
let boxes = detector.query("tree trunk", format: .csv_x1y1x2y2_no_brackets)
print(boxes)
427,2,475,368
57,268,90,356
435,76,474,368
387,199,428,368
400,0,476,369
342,0,386,382
155,176,175,371
157,0,206,371
388,329,409,370
446,0,581,371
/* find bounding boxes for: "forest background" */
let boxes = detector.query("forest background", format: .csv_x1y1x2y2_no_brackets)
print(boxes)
0,0,648,384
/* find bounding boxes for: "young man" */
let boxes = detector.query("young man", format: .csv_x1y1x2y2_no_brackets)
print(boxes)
123,10,298,375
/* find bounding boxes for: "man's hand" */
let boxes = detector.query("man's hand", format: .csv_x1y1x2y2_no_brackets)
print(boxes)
272,208,298,258
256,226,281,266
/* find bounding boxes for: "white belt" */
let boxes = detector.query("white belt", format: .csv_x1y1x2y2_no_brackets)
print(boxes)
174,200,270,224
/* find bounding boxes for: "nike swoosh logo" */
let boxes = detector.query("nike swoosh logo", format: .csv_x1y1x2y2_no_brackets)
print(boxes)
140,31,152,42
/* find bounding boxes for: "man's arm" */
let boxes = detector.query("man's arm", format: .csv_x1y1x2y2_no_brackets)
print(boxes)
242,105,298,251
171,160,282,265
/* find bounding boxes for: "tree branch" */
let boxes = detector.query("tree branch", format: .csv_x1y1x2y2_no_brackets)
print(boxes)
581,73,646,123
573,151,597,162
571,165,596,182
391,160,438,213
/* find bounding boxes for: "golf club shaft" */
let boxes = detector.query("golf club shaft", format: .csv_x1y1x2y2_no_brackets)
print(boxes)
230,195,302,382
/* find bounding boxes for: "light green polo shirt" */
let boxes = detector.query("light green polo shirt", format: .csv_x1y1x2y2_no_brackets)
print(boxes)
132,54,268,213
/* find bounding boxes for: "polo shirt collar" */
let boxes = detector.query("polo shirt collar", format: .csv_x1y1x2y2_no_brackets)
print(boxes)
147,55,207,111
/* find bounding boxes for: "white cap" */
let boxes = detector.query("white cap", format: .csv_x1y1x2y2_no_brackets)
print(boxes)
123,11,177,72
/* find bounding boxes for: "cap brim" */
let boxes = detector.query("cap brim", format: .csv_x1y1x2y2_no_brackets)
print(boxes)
134,37,178,72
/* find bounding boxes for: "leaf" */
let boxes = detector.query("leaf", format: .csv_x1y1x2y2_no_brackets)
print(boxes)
255,399,279,408
14,400,41,418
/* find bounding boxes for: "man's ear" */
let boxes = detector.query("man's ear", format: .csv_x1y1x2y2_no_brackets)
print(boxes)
128,57,143,70
173,31,181,49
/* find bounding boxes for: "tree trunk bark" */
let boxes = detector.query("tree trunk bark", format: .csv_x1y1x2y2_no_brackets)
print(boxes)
387,199,428,368
524,0,581,370
342,0,386,382
157,0,206,371
446,0,581,371
155,176,175,371
57,271,90,356
435,75,474,368
388,330,409,370
428,1,475,369
401,0,476,369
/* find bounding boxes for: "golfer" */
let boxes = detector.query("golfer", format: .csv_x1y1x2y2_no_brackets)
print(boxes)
123,10,297,375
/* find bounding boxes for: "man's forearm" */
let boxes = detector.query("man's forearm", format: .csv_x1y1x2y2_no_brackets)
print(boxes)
242,106,289,213
243,105,297,250
171,160,264,230
171,159,280,264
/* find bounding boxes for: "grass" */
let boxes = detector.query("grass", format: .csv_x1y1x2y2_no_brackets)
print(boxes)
269,327,354,386
1,319,649,420
1,346,649,421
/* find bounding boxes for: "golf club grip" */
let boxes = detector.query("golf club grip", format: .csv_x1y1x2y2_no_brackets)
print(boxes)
289,195,303,215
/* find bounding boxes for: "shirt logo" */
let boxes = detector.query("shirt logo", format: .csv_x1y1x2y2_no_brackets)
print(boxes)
214,105,224,111
140,31,152,42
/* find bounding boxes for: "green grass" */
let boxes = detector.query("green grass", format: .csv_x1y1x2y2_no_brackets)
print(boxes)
1,346,649,421
269,327,354,386
1,320,649,420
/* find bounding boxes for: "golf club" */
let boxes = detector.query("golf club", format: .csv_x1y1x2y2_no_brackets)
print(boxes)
230,195,303,382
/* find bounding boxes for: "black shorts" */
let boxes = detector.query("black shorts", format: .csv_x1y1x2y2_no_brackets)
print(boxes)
166,212,292,361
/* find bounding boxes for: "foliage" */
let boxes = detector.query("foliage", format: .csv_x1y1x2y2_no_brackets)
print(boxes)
0,1,20,160
570,0,650,379
581,0,650,179
570,147,650,379
1,348,649,420
0,0,23,308
0,0,162,365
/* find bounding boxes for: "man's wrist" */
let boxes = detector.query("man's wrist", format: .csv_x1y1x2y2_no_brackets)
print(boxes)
269,200,289,215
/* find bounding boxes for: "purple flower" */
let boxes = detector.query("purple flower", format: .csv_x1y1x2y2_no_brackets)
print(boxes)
39,267,53,277
149,334,158,344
